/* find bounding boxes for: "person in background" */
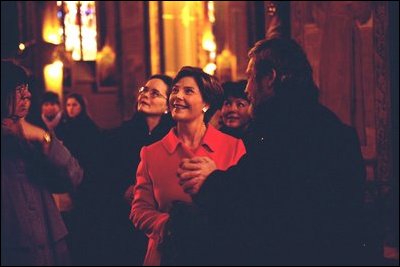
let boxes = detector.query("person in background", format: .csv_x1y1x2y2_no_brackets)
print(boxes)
40,91,63,132
100,74,174,265
130,66,246,265
54,93,100,265
219,80,252,144
56,93,99,168
1,60,83,266
105,74,175,205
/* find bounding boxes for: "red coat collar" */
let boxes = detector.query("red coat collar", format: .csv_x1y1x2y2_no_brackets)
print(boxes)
161,124,221,154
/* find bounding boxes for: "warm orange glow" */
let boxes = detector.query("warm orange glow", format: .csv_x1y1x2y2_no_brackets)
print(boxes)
216,49,237,82
96,45,116,84
159,1,217,76
207,1,215,23
203,2,217,74
18,43,26,51
42,2,62,45
203,62,217,75
162,1,204,76
181,3,196,28
44,61,63,97
63,1,97,61
202,30,216,52
149,1,161,75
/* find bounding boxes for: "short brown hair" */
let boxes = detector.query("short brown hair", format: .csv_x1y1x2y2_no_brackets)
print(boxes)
173,66,223,123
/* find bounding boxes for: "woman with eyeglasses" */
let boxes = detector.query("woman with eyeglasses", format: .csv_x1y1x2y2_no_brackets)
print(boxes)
107,74,174,202
130,67,246,265
97,74,174,265
1,61,83,265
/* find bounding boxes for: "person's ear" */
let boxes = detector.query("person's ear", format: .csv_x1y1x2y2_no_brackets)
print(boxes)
266,69,277,87
260,69,276,98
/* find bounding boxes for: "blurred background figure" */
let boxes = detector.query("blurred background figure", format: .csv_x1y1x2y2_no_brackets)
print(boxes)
40,92,63,132
1,60,83,266
54,92,100,265
56,93,99,167
220,80,252,144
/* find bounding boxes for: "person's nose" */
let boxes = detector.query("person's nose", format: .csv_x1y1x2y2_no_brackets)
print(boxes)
230,104,239,112
174,90,184,100
140,90,151,99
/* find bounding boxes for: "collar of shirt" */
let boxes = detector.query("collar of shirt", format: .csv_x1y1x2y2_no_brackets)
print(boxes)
162,124,220,154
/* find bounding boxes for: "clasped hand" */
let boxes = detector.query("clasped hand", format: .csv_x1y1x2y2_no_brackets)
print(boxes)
177,157,217,195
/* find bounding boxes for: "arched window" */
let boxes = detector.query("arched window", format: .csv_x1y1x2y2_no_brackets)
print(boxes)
59,1,97,61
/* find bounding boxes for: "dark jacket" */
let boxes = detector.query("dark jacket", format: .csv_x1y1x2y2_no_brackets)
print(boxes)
194,96,367,265
55,114,99,170
219,125,251,149
96,112,174,265
1,131,83,265
104,112,174,194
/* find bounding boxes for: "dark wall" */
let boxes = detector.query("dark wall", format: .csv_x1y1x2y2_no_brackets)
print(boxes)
1,2,19,59
389,0,399,249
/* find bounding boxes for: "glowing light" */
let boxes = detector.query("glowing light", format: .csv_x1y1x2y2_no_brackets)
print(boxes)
42,2,62,45
202,1,217,76
19,43,26,51
44,60,63,97
207,1,215,23
202,27,217,53
47,34,62,45
210,51,216,60
181,3,195,28
162,14,174,20
63,1,97,60
203,62,217,75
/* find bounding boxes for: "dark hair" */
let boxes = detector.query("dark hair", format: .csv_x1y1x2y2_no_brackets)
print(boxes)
41,91,60,105
1,60,29,120
222,80,249,102
149,74,173,91
248,38,319,101
172,66,223,123
65,93,88,117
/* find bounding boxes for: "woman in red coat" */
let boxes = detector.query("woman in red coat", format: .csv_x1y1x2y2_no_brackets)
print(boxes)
130,67,246,265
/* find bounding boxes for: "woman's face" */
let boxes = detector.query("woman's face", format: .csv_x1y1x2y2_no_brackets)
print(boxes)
13,84,31,119
221,96,251,129
169,76,209,123
137,78,168,116
66,97,82,118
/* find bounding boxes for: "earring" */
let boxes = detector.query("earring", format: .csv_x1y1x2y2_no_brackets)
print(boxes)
202,107,208,113
164,110,168,114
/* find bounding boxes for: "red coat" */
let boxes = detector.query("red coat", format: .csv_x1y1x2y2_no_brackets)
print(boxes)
130,125,246,265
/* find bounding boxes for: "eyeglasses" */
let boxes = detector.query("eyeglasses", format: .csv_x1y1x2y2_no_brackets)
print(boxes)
16,84,29,93
138,86,167,99
15,84,31,100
